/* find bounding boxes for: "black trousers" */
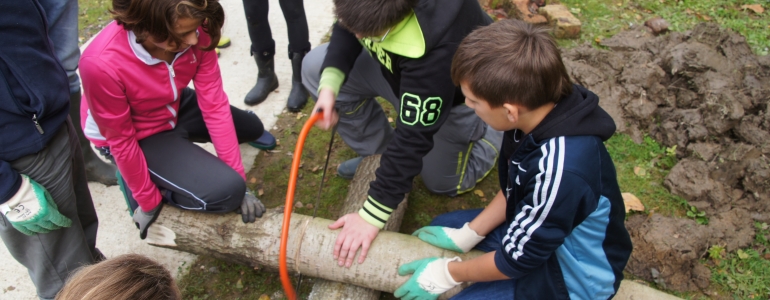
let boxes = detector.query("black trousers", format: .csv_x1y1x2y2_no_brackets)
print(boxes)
242,0,310,57
108,88,264,212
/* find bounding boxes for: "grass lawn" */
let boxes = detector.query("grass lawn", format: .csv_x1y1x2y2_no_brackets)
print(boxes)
557,0,770,55
75,0,769,298
77,0,112,44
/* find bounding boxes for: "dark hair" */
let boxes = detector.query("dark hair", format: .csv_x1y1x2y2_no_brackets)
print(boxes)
111,0,224,51
333,0,418,37
56,254,180,300
451,19,573,109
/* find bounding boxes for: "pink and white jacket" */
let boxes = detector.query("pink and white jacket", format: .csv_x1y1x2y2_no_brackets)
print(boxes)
79,22,244,211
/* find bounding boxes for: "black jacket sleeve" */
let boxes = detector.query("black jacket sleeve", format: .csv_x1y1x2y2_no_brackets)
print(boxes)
320,22,363,80
366,43,458,219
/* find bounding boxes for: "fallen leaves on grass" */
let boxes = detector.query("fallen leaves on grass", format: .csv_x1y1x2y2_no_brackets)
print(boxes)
633,166,647,176
474,190,488,202
258,188,264,196
741,4,764,14
622,192,645,213
737,249,750,260
695,12,712,21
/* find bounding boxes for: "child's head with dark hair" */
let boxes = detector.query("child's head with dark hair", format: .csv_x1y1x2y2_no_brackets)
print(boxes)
333,0,418,37
451,19,572,110
112,0,224,51
56,254,180,300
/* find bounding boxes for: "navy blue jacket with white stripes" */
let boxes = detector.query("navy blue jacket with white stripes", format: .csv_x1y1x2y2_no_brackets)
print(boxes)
494,84,632,299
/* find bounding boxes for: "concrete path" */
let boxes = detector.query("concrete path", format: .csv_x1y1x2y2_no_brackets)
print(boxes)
0,0,333,298
0,0,681,299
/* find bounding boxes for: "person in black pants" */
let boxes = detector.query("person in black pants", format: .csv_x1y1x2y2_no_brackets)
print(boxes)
242,0,311,112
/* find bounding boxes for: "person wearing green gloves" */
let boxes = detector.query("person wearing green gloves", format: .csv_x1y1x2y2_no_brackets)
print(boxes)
1,175,73,235
302,0,502,270
1,0,103,298
396,20,632,300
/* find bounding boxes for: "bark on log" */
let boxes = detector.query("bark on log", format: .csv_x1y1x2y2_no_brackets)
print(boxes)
145,206,480,297
338,156,407,229
308,155,408,300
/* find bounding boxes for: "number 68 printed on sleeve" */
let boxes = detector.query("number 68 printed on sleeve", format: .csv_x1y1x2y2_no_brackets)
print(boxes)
399,93,443,126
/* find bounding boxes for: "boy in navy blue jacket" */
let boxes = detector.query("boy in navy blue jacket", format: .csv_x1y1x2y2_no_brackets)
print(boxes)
395,19,632,300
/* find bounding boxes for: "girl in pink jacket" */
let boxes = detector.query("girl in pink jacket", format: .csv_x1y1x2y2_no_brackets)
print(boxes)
79,0,274,238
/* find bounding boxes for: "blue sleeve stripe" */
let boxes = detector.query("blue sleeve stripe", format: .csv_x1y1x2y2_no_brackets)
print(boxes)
502,137,566,260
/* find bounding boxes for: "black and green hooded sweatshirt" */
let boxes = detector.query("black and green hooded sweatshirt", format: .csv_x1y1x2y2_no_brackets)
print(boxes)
319,0,492,228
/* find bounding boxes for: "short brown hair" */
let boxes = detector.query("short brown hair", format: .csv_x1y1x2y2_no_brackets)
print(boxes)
451,19,573,109
56,254,180,300
334,0,418,37
112,0,224,51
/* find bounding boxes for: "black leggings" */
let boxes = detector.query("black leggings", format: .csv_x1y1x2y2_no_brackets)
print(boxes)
104,88,264,212
243,0,310,57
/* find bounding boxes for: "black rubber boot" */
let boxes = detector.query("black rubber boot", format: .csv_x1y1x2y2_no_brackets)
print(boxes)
69,91,118,186
244,52,279,106
286,51,309,112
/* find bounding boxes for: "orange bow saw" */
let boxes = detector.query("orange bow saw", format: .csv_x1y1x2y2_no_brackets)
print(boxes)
279,110,333,300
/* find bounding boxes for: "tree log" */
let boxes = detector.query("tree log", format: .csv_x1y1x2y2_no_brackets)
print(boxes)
308,155,408,300
145,206,479,296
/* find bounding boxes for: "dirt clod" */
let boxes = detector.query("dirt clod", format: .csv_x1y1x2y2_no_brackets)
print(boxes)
565,23,769,292
644,17,670,35
625,214,713,291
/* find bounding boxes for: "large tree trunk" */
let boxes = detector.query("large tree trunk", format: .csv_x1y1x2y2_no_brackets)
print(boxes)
145,206,478,297
308,155,408,300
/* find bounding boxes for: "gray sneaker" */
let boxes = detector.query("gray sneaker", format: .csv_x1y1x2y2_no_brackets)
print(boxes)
337,156,363,179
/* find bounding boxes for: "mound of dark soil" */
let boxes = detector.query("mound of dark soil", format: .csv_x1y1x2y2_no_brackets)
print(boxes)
562,23,769,292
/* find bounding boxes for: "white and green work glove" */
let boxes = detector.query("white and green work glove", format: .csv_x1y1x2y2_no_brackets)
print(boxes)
0,174,72,235
412,223,485,253
395,257,461,300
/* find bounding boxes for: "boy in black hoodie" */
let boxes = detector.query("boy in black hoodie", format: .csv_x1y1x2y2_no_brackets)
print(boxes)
302,0,502,268
396,20,632,299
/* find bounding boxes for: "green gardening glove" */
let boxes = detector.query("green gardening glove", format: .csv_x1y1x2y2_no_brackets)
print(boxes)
412,223,485,253
0,175,72,235
395,257,461,300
